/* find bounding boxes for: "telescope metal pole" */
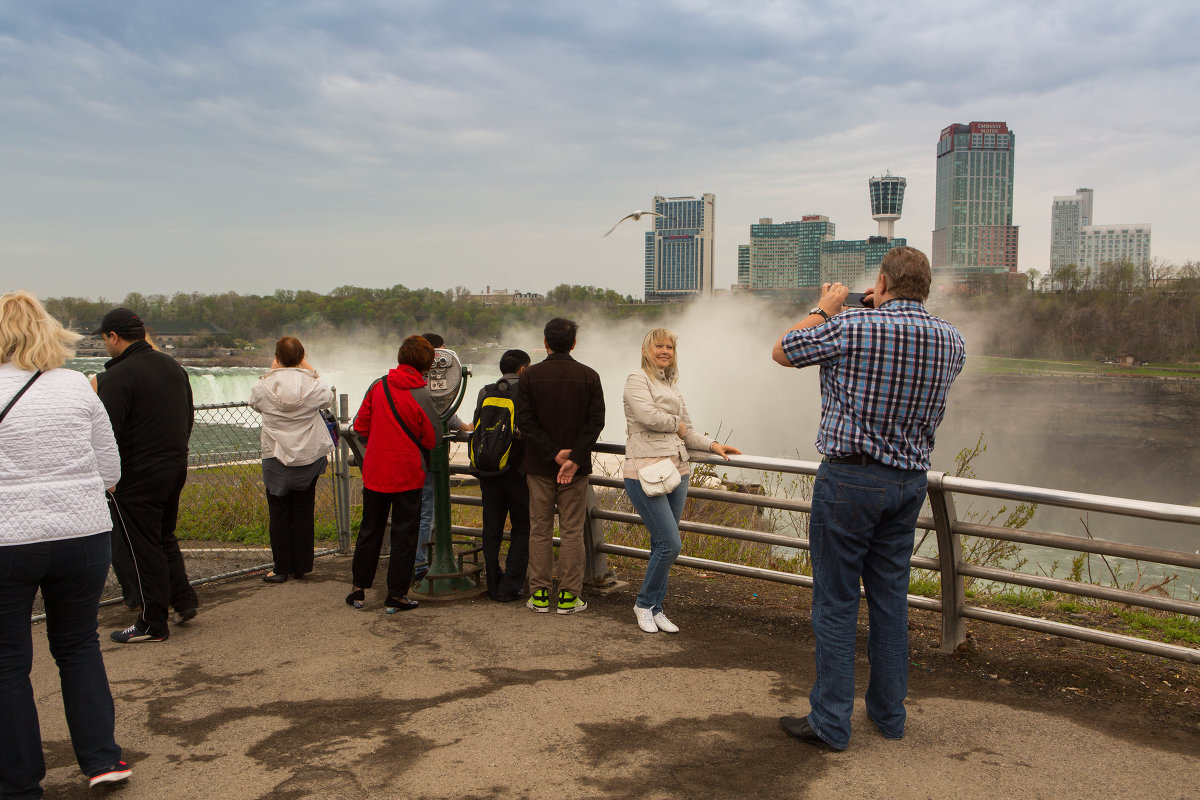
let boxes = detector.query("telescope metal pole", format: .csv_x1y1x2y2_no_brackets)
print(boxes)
415,367,484,599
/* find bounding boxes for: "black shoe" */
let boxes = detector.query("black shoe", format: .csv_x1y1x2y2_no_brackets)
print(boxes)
292,572,306,580
384,596,419,614
88,760,132,788
346,589,365,609
780,716,838,750
175,606,197,624
263,572,288,583
110,622,168,643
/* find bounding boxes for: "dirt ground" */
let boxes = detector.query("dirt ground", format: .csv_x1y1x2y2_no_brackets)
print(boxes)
665,567,1200,727
25,557,1200,800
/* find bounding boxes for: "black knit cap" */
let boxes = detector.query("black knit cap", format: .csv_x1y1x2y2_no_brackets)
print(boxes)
92,308,146,339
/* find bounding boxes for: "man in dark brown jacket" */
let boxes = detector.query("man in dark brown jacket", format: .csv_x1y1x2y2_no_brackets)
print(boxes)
515,318,605,614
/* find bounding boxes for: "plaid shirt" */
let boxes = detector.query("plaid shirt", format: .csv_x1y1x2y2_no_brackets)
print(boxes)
781,299,965,471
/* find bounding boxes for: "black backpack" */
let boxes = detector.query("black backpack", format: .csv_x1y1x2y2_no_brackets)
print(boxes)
469,378,518,476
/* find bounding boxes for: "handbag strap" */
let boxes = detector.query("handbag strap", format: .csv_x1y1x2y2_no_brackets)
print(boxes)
0,371,42,426
380,377,430,466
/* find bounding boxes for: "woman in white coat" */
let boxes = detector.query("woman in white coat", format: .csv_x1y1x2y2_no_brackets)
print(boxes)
623,328,740,634
0,291,131,794
249,336,334,582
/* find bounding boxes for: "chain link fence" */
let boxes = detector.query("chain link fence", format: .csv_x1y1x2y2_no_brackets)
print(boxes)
93,401,341,606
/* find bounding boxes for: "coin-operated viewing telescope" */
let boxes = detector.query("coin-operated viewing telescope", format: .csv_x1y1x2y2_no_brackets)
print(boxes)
419,348,481,597
425,348,467,418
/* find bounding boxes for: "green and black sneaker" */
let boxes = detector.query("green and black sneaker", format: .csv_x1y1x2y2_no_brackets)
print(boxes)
556,590,587,615
526,588,550,613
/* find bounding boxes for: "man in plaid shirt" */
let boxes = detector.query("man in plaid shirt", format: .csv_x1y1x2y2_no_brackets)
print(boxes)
771,246,965,751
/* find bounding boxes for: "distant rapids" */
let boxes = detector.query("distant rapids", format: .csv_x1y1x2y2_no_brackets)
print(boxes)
65,357,498,408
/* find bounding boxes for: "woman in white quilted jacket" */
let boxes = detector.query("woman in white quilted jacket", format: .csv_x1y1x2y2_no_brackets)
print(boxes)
623,328,740,635
0,290,131,795
249,336,334,583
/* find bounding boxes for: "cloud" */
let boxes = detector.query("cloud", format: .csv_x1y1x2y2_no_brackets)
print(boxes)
1,0,1198,298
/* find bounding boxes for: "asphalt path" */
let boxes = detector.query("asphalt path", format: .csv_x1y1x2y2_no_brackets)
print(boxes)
26,556,1200,799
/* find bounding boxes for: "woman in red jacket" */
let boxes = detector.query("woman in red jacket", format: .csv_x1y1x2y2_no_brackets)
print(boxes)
345,336,438,613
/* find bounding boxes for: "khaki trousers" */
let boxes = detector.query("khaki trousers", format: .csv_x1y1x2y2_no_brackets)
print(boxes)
526,473,588,596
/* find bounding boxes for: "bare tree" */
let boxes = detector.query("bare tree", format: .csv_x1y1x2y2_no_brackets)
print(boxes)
1139,257,1176,287
1025,268,1040,292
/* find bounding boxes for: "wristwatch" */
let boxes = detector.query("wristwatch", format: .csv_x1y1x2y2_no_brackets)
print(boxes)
807,307,830,322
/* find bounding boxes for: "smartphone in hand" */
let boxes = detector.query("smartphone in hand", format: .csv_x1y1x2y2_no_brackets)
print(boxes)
844,292,873,308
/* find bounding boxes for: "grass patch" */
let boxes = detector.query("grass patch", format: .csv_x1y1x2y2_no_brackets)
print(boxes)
994,589,1045,610
909,573,941,598
1114,610,1200,645
968,355,1200,379
179,462,347,543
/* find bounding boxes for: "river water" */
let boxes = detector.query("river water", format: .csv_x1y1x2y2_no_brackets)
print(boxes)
67,354,1200,597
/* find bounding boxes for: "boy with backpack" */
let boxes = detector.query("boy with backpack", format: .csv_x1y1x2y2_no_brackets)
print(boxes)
469,349,532,602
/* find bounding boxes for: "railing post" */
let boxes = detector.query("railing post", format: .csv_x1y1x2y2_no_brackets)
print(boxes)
927,471,967,652
583,479,608,583
336,393,352,555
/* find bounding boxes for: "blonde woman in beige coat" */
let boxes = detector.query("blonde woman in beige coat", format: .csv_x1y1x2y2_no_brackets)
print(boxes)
623,328,740,634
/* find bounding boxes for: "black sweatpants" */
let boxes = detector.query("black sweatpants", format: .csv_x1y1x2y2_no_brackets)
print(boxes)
352,487,421,600
108,467,197,636
266,476,319,577
479,469,531,599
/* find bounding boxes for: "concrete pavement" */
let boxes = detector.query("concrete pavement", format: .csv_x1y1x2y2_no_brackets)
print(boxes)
26,555,1200,799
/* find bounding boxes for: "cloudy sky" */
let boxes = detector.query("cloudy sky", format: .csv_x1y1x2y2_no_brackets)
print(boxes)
4,1,1198,301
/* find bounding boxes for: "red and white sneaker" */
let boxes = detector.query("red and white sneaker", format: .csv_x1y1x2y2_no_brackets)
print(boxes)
88,760,132,788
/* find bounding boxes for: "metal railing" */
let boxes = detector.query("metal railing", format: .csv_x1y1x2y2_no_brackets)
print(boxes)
422,434,1200,664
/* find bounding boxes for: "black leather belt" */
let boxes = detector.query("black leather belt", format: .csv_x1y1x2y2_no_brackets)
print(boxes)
823,453,878,466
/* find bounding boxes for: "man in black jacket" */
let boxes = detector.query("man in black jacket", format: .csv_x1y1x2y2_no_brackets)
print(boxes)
92,309,197,643
515,318,604,615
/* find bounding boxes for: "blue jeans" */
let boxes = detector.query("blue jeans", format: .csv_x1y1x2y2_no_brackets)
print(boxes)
0,533,122,799
415,472,434,573
624,477,689,615
806,461,926,750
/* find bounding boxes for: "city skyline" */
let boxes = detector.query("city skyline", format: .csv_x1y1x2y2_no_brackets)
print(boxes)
3,2,1198,301
735,173,908,295
1051,188,1151,273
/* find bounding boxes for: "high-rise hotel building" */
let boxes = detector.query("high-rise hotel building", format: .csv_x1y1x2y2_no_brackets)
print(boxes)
1050,188,1150,271
1050,188,1094,267
644,193,714,303
743,216,835,292
932,121,1019,280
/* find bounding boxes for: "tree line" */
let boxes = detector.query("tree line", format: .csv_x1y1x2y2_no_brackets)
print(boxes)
42,262,1200,364
951,261,1200,363
45,284,654,346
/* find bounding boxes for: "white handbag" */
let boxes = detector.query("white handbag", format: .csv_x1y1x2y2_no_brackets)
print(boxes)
637,458,681,497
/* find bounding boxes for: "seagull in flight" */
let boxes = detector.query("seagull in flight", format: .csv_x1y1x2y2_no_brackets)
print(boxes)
603,210,672,237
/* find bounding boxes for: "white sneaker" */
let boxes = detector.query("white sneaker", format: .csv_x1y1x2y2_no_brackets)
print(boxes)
652,612,679,633
634,605,658,633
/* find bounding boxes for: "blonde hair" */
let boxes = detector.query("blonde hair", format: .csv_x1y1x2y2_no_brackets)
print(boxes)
639,328,679,383
0,290,79,371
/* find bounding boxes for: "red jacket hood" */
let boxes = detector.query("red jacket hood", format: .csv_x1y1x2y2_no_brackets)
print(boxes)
388,365,427,390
